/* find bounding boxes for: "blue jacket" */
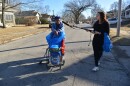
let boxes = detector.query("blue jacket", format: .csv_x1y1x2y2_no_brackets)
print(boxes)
51,22,65,33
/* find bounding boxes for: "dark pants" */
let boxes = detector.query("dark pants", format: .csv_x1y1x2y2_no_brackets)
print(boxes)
93,45,103,66
92,35,104,66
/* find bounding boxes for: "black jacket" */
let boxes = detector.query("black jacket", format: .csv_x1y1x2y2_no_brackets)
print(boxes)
92,20,110,47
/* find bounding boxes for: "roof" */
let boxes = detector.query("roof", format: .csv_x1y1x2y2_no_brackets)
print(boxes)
107,10,115,13
125,5,130,10
107,9,125,14
17,10,41,16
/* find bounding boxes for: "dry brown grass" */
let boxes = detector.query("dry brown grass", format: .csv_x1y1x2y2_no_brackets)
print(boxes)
0,24,49,44
121,27,130,31
110,28,130,46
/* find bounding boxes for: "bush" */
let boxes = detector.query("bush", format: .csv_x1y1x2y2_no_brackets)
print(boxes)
16,17,36,26
15,17,27,24
25,17,37,26
40,18,49,24
25,19,36,26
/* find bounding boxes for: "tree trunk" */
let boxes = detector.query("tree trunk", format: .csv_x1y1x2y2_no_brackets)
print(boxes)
75,18,79,24
74,14,80,24
2,0,6,28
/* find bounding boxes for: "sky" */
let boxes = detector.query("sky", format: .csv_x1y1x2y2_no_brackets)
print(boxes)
21,0,129,18
43,0,121,18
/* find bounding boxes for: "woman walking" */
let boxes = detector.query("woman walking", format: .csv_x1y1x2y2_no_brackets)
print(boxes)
87,12,110,72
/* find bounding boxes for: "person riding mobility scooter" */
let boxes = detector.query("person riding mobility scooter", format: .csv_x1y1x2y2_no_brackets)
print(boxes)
39,16,65,69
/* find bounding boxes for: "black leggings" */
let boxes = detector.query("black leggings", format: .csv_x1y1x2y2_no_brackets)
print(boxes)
93,45,103,66
92,35,104,66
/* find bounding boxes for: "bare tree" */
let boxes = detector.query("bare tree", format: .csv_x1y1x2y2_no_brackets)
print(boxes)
123,0,130,9
110,0,128,18
91,4,104,18
62,9,86,24
62,10,74,23
79,14,86,22
64,0,96,24
110,1,118,17
43,5,50,14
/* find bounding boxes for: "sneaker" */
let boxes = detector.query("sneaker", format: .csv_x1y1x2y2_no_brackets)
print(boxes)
98,62,101,66
92,67,99,72
62,56,65,60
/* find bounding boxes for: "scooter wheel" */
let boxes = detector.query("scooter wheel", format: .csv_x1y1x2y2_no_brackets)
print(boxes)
62,60,65,65
39,60,43,64
59,65,62,70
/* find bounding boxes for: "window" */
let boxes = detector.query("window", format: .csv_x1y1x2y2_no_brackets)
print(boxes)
126,11,130,15
5,15,13,21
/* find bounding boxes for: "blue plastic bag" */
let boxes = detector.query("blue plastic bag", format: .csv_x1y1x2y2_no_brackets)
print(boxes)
103,33,113,52
46,32,65,47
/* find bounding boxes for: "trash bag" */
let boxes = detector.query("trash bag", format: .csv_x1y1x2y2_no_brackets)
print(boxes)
103,33,113,52
46,32,65,47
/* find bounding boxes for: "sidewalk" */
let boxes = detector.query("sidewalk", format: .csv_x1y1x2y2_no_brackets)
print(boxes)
112,46,130,77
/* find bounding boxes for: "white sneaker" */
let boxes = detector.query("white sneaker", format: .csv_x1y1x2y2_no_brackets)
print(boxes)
98,62,101,66
92,67,99,72
62,56,65,60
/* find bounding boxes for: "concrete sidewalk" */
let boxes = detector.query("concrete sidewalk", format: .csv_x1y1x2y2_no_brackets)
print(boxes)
112,46,130,77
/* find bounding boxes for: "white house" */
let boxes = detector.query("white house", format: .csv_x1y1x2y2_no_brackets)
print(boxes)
125,5,130,18
0,0,16,27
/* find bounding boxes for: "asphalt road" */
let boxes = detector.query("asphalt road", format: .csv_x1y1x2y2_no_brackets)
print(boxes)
0,25,129,86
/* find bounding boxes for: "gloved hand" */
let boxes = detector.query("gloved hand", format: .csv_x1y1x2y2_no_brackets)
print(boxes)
54,31,59,35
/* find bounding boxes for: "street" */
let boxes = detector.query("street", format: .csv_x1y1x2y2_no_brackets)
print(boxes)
0,25,129,86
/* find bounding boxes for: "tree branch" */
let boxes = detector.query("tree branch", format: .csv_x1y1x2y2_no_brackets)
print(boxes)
5,0,42,10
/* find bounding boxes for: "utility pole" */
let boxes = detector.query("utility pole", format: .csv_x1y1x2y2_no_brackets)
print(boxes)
53,10,55,16
117,0,122,37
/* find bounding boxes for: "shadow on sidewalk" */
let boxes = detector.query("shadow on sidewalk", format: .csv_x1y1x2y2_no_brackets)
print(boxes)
111,36,130,46
0,50,129,86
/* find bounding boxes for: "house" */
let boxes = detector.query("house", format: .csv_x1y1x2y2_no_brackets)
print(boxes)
0,0,16,27
121,5,130,19
16,10,41,24
121,10,125,18
125,5,130,18
107,5,130,19
41,14,51,21
107,10,117,18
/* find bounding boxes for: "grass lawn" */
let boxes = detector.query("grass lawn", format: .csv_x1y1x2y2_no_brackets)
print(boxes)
0,24,49,44
110,26,130,46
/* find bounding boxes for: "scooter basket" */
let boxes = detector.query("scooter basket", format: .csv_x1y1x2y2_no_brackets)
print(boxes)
50,50,61,65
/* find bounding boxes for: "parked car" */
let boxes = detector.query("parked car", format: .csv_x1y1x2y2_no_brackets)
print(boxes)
108,18,122,24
